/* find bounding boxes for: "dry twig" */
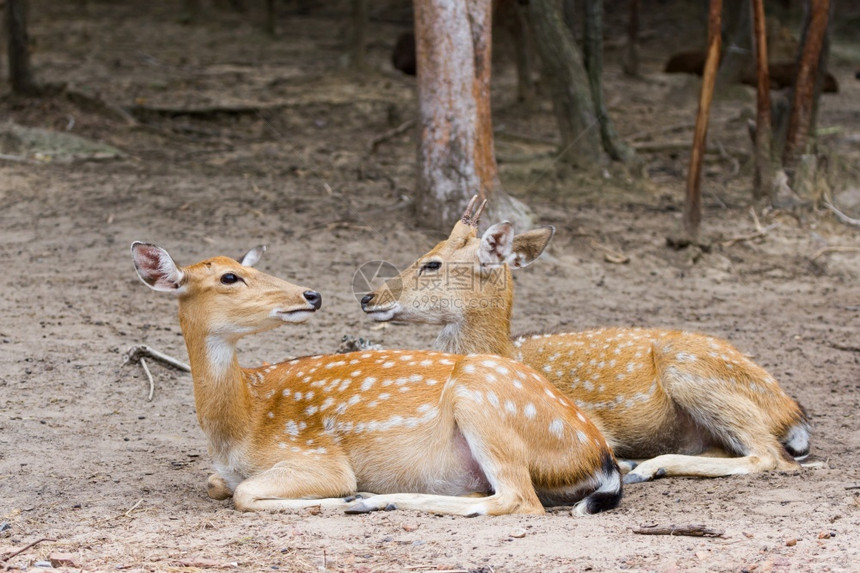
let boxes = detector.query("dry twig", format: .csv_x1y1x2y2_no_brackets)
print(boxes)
823,199,860,228
140,358,155,401
368,119,416,154
811,246,860,261
590,239,630,264
124,345,190,372
1,538,57,568
721,207,779,247
124,498,144,517
632,524,725,538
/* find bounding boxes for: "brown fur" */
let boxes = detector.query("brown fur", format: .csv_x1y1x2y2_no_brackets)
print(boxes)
132,242,621,516
362,220,811,482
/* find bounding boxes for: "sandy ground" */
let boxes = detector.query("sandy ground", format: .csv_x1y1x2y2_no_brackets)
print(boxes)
1,1,860,571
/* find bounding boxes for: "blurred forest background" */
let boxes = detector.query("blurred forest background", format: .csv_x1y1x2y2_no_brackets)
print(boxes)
2,0,860,235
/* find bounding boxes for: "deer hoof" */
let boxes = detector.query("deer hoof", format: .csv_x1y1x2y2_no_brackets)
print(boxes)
344,500,375,514
622,472,650,485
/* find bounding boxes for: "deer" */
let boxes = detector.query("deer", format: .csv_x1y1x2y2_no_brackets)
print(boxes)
130,241,621,516
360,198,811,484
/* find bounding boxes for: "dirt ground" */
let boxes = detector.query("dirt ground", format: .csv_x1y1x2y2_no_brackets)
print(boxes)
1,1,860,571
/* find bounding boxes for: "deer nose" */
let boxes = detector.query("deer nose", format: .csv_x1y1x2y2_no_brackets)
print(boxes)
303,290,322,310
360,293,374,309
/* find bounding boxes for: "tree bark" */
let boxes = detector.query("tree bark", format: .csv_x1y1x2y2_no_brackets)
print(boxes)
413,0,531,231
496,0,536,105
751,0,775,200
582,0,635,163
716,0,753,88
782,0,830,169
5,0,39,96
623,0,640,77
684,0,722,241
527,0,602,167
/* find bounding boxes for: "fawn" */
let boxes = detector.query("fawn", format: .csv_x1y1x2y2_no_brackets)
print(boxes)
360,198,811,483
131,242,621,515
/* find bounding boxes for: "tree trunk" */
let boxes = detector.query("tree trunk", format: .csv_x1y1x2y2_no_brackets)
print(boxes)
413,0,531,231
496,0,536,105
349,0,368,71
5,0,39,96
684,0,722,241
527,0,602,167
623,0,640,77
716,0,752,88
782,0,830,169
751,0,775,200
582,0,635,163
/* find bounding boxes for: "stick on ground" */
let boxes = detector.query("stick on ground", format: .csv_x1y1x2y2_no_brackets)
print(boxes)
632,524,725,538
124,345,190,372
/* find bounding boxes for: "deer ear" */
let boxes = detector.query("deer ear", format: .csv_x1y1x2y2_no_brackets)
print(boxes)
478,222,514,266
509,226,555,269
239,245,266,267
131,242,185,292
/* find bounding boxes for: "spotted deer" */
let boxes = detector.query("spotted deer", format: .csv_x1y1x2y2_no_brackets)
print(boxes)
131,242,621,516
360,198,811,483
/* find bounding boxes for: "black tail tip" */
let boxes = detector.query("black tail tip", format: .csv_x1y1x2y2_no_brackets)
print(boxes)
584,489,623,514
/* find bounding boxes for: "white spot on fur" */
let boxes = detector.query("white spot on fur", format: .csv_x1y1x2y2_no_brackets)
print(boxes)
549,419,564,438
524,403,536,419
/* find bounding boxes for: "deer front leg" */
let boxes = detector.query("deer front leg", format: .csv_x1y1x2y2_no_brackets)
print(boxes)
232,459,358,512
623,451,798,484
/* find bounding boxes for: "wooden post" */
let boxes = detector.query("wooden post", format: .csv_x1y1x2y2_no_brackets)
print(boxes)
782,0,830,169
751,0,774,200
684,0,722,241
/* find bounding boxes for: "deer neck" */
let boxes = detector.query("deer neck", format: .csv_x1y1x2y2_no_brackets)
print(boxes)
434,292,516,358
179,313,253,453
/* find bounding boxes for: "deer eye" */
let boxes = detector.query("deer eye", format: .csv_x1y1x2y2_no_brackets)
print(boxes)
220,273,240,285
419,261,442,275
